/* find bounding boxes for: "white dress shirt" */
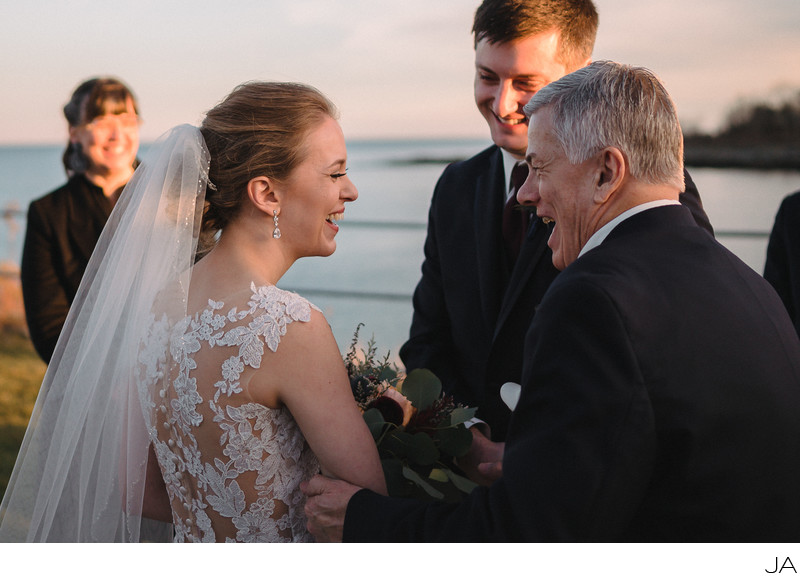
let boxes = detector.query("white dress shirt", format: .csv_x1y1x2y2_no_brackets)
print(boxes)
501,148,524,202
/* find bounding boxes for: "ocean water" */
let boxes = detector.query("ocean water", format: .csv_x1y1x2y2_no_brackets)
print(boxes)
1,140,799,357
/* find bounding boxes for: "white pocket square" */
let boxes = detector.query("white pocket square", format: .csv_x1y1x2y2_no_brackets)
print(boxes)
500,382,521,411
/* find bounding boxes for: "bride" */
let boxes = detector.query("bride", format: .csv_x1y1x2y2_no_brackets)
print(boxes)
0,82,386,542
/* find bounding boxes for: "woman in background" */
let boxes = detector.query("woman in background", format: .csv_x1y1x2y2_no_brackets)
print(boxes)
0,81,385,542
21,77,140,362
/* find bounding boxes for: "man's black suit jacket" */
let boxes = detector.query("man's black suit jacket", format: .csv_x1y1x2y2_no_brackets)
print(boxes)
764,190,800,338
400,145,713,440
21,174,114,362
346,205,800,542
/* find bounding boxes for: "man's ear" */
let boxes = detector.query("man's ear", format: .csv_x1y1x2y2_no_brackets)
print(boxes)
594,147,625,204
247,176,280,216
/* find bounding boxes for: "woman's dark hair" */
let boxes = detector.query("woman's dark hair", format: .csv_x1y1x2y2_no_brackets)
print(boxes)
62,77,139,174
196,81,338,257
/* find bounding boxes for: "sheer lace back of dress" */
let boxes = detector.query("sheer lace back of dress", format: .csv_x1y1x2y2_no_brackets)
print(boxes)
136,283,321,542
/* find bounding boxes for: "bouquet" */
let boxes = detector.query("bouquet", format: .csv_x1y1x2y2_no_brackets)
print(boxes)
345,325,478,501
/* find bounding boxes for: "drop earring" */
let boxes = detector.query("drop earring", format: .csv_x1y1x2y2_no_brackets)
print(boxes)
272,210,281,239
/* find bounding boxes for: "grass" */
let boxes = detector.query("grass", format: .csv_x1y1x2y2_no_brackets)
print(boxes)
0,330,46,501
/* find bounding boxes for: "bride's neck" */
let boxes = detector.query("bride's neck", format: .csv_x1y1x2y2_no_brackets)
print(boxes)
196,225,293,289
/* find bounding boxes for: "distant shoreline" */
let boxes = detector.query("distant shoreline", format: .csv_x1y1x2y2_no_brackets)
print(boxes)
1,140,799,171
389,145,800,171
683,145,800,171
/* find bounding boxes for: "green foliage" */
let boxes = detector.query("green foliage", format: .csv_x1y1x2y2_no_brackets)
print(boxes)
436,423,473,457
346,325,478,502
401,369,441,411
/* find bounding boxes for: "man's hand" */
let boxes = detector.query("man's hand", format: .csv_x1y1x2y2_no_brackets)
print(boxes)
457,425,505,486
301,474,362,542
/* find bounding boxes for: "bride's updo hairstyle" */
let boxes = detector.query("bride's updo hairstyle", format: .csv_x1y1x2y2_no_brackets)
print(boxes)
197,81,338,256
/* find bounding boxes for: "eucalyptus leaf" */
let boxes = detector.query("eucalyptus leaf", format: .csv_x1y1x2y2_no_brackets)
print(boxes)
428,468,448,483
449,406,477,427
362,408,386,440
401,368,442,410
408,432,440,465
402,465,445,500
442,468,479,494
436,425,473,457
383,430,440,465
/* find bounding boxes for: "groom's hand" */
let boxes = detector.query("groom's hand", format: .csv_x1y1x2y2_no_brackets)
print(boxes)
301,474,362,542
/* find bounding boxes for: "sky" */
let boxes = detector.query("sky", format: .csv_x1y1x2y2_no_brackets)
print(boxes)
1,0,799,145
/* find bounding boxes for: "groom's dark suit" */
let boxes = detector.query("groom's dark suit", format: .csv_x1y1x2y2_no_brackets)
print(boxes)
400,145,712,440
346,205,800,542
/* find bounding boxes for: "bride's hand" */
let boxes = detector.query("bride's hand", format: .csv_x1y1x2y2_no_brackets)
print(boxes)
457,426,505,487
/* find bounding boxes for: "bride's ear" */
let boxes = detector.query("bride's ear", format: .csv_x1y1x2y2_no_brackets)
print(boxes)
247,176,280,217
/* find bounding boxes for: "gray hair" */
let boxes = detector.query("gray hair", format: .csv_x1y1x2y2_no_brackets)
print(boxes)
523,60,684,190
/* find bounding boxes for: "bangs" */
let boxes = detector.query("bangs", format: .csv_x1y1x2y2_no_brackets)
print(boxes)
84,82,137,121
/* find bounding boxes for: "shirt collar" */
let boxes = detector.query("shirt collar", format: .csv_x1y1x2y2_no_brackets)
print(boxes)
578,199,681,258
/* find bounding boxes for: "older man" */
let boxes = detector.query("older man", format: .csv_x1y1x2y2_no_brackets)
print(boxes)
302,61,800,542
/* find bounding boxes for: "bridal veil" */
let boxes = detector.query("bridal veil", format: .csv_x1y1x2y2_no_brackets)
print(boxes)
0,125,210,541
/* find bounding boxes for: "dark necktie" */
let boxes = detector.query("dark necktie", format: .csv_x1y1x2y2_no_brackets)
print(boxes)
502,162,530,264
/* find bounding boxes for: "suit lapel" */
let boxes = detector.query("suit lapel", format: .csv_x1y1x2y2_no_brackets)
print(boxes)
474,147,507,331
494,218,551,337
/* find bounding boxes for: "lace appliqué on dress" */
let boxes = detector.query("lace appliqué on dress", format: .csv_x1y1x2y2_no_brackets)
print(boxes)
136,283,322,542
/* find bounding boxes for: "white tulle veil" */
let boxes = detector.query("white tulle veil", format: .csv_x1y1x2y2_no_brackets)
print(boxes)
0,125,210,542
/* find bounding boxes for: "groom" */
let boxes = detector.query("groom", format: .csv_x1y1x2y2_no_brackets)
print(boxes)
302,61,800,542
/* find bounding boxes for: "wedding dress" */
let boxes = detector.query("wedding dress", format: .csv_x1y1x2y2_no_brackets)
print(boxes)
0,125,318,542
137,283,320,542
